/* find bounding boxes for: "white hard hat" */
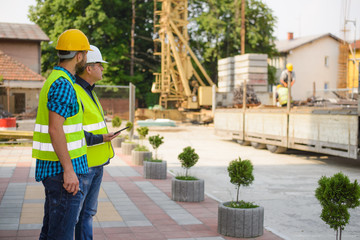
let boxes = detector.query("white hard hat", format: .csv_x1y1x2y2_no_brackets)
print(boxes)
87,45,108,63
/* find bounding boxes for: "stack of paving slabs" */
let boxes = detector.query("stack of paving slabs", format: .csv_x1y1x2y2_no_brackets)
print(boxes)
234,53,268,92
217,57,234,93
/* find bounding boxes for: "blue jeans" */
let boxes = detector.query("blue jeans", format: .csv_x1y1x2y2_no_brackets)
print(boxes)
75,166,103,240
40,173,84,240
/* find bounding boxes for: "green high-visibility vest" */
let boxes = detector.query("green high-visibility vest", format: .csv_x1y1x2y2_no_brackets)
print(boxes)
277,87,288,106
32,70,87,161
74,83,114,167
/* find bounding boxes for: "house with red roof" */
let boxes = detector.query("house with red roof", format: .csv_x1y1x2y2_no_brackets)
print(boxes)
0,23,48,114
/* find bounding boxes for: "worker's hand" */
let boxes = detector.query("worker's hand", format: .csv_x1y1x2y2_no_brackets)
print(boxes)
63,170,79,196
103,132,120,142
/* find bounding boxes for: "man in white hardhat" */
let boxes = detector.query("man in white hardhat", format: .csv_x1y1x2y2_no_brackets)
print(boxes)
74,45,120,240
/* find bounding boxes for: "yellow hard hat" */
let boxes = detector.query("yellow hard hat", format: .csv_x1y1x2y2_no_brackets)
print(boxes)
55,29,92,51
286,63,293,71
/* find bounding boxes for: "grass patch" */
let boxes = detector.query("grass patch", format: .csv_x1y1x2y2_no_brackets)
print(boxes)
134,145,149,151
144,159,163,162
225,200,259,209
175,176,198,181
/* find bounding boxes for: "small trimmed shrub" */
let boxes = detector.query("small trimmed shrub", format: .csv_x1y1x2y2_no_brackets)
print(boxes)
315,172,360,240
112,116,122,128
227,157,256,208
136,126,149,149
137,127,149,141
177,146,199,178
149,135,164,160
126,122,133,140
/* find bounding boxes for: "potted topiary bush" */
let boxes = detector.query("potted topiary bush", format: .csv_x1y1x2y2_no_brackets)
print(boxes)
111,116,123,148
131,126,151,165
315,172,360,240
218,157,264,238
171,146,204,202
143,134,167,179
122,122,138,155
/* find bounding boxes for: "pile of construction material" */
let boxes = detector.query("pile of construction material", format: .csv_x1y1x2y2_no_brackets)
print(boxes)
217,54,270,106
233,84,261,107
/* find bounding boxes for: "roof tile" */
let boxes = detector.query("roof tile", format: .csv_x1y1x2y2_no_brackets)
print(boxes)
0,50,45,82
0,22,49,41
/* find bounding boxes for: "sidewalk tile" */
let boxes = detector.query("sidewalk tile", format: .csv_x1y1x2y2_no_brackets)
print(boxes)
0,147,283,240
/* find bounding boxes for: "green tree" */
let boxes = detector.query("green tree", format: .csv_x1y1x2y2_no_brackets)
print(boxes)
227,157,254,203
112,116,122,128
136,126,149,142
29,0,159,107
315,172,360,240
125,121,133,141
178,146,199,177
188,0,277,83
148,134,164,160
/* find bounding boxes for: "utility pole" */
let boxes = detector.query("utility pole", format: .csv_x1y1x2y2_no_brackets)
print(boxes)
130,0,135,76
241,0,245,55
241,0,246,144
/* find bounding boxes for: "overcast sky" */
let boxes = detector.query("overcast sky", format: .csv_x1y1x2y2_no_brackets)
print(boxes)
0,0,359,42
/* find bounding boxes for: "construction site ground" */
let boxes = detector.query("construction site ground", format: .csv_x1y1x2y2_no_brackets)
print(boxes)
3,119,360,240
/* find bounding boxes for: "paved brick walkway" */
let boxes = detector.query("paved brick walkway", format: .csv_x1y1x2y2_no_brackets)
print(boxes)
0,147,282,240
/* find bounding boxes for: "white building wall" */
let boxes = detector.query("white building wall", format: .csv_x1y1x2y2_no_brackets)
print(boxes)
286,37,339,101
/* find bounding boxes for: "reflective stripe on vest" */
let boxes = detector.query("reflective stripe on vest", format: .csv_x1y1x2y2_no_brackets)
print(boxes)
74,83,114,167
32,70,87,161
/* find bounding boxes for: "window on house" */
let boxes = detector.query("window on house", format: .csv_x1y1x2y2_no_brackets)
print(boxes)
324,82,329,90
324,56,329,67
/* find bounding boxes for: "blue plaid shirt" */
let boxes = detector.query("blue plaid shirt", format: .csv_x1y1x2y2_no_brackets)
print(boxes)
35,66,88,182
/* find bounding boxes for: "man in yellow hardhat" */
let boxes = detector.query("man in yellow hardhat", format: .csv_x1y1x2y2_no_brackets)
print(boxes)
32,29,92,239
74,45,120,239
280,63,295,87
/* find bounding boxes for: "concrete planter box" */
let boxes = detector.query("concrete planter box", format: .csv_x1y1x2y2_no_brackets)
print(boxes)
131,150,152,165
171,178,204,202
122,142,138,155
218,201,264,238
143,160,167,179
112,137,125,148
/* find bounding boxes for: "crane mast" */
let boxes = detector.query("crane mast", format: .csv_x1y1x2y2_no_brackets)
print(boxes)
152,0,214,109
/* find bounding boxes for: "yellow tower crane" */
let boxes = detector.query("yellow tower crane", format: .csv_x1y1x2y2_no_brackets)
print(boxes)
151,0,215,109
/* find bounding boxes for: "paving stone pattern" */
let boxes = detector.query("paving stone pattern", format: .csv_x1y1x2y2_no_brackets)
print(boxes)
0,147,282,240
